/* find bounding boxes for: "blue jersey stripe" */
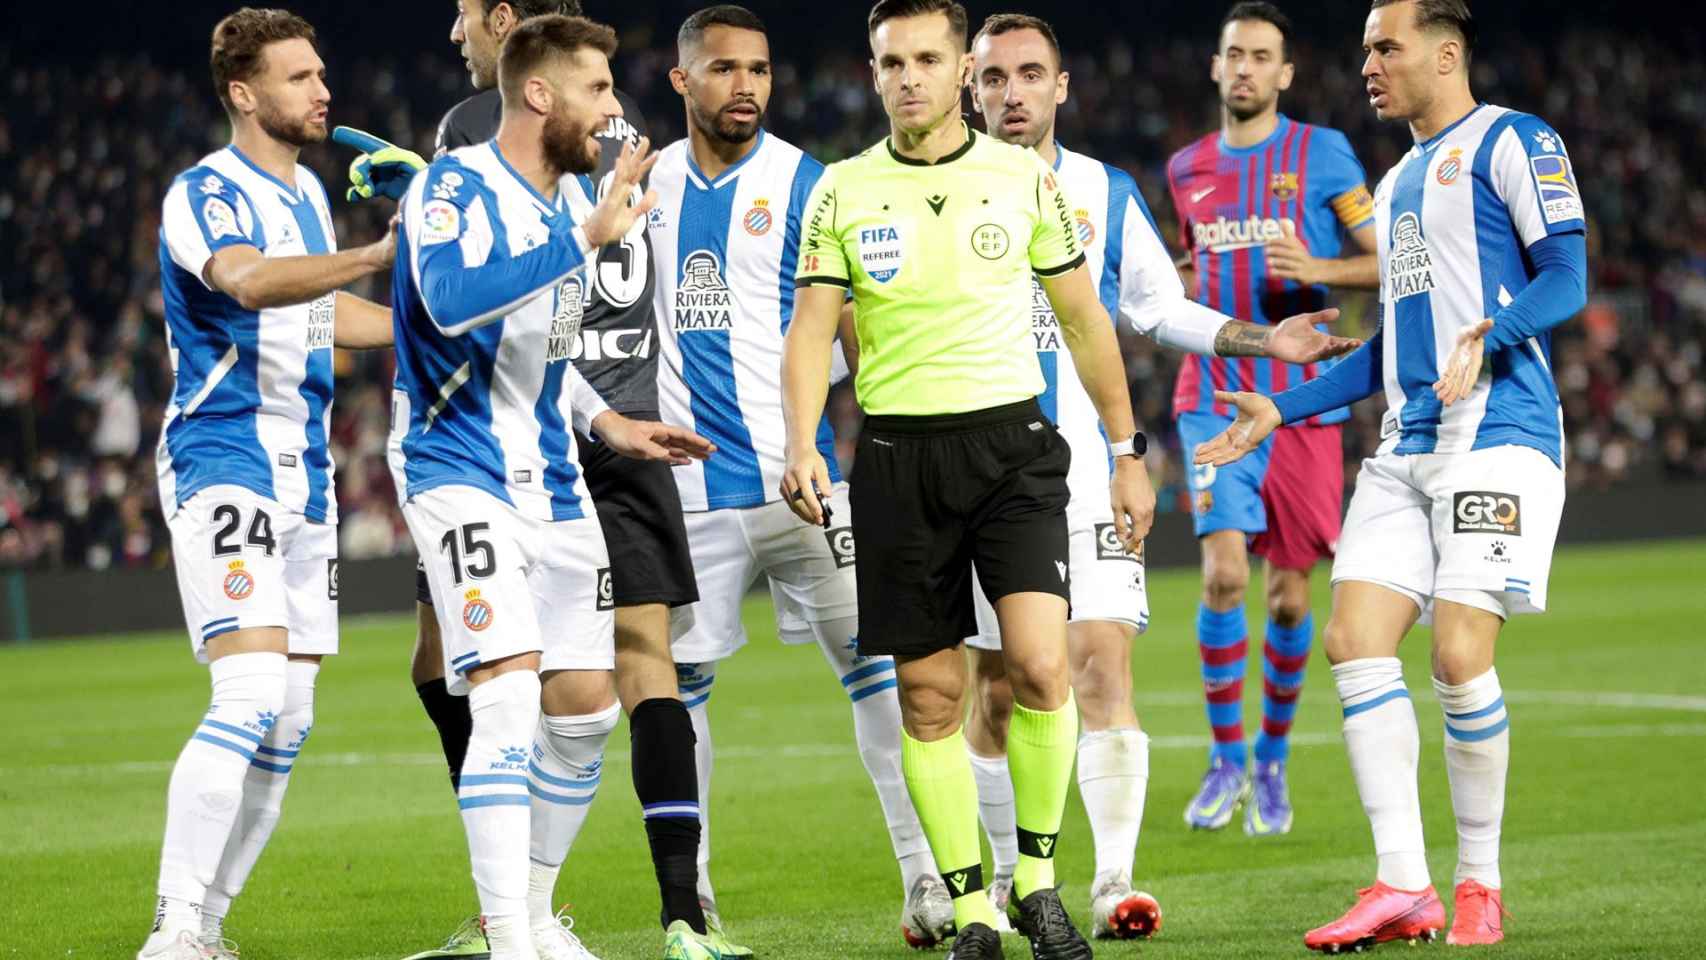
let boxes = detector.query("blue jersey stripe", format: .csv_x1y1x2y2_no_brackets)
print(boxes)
1099,167,1129,317
1390,148,1442,454
677,177,764,508
533,352,585,520
286,196,334,522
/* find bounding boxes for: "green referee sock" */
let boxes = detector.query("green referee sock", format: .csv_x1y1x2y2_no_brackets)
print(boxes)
1008,692,1080,898
901,729,1000,930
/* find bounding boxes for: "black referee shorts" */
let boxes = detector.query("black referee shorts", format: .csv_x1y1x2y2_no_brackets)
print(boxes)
851,398,1071,659
414,413,700,610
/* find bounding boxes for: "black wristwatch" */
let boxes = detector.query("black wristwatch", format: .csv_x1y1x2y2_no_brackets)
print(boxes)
1109,432,1147,459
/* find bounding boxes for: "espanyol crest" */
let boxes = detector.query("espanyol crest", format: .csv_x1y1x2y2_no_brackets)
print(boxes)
858,223,905,284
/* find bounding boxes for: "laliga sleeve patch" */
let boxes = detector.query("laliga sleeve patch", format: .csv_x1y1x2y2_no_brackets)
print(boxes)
420,199,462,245
1530,154,1583,225
202,197,241,240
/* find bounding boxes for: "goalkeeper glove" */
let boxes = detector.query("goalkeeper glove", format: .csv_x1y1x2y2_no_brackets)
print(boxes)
332,126,426,202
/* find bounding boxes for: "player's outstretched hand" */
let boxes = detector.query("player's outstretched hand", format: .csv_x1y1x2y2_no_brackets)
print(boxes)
1267,309,1362,364
332,126,426,203
1434,318,1493,405
591,412,715,466
1195,391,1282,466
1109,456,1156,549
581,137,659,248
780,449,833,528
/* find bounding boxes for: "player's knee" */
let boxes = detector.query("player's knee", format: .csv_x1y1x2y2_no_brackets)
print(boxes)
1268,591,1310,628
1202,564,1250,610
1004,650,1072,712
899,682,963,739
1431,636,1494,686
1320,614,1362,665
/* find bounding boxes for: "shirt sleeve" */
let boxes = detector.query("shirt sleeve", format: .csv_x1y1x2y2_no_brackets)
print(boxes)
1111,178,1224,356
1029,155,1085,277
1163,151,1195,254
161,169,262,290
1493,114,1586,248
1312,129,1376,232
405,160,591,337
565,364,612,437
794,164,851,289
1271,329,1385,423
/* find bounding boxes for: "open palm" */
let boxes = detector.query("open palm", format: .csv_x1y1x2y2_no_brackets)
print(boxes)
1268,309,1362,364
1194,391,1282,467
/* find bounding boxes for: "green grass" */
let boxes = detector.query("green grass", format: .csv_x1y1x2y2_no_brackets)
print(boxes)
3,540,1705,958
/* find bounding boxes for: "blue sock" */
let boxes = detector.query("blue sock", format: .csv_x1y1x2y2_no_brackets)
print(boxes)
1197,604,1249,768
1254,613,1313,765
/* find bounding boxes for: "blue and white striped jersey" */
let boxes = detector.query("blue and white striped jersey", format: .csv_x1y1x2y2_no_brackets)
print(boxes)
648,130,839,512
388,142,608,522
157,146,339,523
1373,104,1585,465
1037,143,1199,493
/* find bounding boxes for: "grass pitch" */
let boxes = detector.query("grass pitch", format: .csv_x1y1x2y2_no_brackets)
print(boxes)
3,539,1704,958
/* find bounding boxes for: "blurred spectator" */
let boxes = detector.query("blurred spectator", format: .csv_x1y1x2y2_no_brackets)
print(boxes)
2,24,1702,569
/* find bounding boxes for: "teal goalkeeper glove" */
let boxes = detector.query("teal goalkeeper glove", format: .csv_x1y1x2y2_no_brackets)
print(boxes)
332,126,426,202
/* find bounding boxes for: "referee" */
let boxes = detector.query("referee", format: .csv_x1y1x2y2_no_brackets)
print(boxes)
781,2,1148,957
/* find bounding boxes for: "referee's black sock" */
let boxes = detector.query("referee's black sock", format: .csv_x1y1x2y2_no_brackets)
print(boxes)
415,678,473,793
631,697,708,934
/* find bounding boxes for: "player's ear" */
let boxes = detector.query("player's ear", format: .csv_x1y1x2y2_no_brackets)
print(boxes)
1055,70,1070,105
1210,53,1223,84
668,65,689,97
227,80,256,117
1437,37,1463,77
1278,61,1294,92
958,51,974,87
869,60,881,97
523,75,553,117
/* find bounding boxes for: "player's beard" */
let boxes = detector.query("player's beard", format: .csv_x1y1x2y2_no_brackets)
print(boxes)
256,97,326,147
689,98,765,145
542,105,601,177
1223,89,1277,123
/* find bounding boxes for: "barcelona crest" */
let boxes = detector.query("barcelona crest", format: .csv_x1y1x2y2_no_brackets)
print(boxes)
1269,171,1299,202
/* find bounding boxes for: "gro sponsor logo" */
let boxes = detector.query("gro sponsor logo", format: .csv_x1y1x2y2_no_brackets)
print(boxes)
1453,491,1522,535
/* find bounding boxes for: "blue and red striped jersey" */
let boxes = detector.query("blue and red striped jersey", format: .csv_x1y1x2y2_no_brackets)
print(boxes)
1166,115,1373,424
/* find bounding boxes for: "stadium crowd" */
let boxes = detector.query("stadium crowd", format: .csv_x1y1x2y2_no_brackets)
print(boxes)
2,23,1702,570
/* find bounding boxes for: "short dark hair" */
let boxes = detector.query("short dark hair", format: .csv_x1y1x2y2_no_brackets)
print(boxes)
1371,0,1475,55
498,14,619,101
868,0,969,47
476,0,583,25
972,13,1062,69
1221,2,1294,59
210,7,317,113
678,5,768,55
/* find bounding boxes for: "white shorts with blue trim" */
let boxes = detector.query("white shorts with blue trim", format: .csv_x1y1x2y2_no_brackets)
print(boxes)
1332,442,1564,622
966,485,1150,651
669,483,859,664
404,485,614,695
167,484,338,663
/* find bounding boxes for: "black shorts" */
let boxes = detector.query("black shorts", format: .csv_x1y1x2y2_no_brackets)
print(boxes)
414,413,699,610
574,416,699,608
851,398,1071,658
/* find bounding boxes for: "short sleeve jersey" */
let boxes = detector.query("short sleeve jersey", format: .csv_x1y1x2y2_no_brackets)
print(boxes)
795,127,1085,416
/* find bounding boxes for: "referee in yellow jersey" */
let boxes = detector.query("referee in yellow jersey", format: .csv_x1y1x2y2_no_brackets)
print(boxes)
780,2,1143,956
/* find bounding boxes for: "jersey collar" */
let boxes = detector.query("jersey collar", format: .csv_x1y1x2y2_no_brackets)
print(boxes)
1216,114,1291,157
489,141,564,214
886,123,976,166
1412,103,1486,155
686,128,767,190
226,145,303,201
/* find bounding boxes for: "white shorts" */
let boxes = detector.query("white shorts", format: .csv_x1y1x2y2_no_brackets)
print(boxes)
404,486,615,695
967,490,1150,651
167,484,338,663
669,483,858,664
1332,443,1564,622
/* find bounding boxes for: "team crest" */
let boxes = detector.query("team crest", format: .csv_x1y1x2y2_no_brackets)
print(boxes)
1269,171,1299,202
1194,490,1214,516
1073,209,1096,247
462,589,494,632
743,199,773,236
222,560,254,601
1436,148,1464,186
857,224,905,283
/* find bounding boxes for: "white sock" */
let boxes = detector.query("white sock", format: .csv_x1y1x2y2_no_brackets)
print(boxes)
459,670,542,925
1333,658,1430,891
527,702,619,924
967,748,1018,879
1077,728,1149,882
202,659,319,927
814,618,934,891
680,660,717,905
146,896,201,949
155,652,288,920
1435,669,1508,890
